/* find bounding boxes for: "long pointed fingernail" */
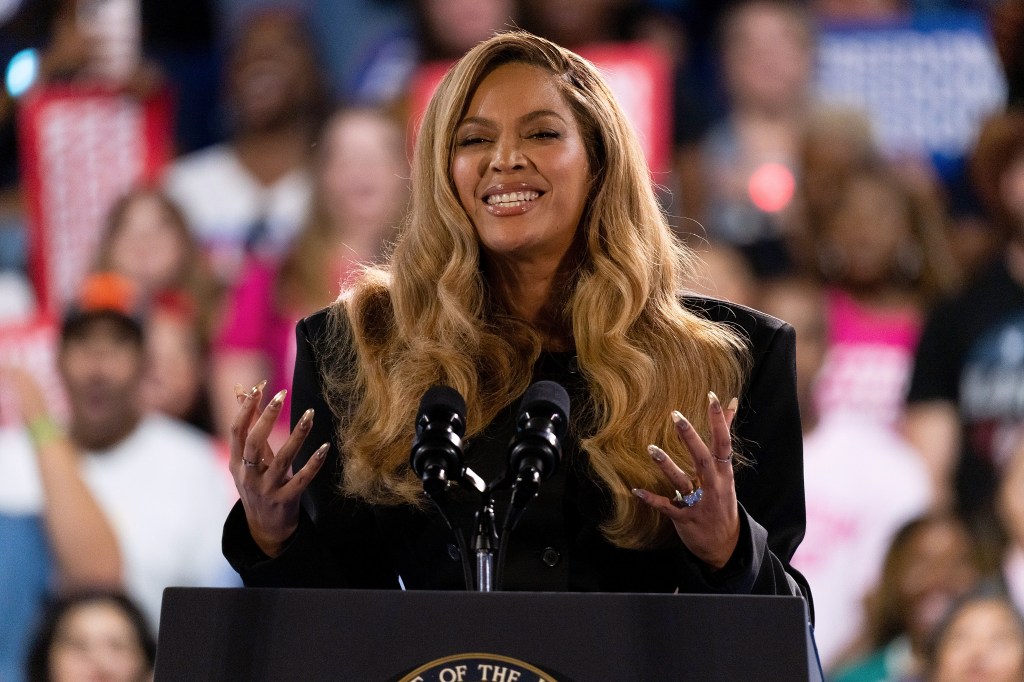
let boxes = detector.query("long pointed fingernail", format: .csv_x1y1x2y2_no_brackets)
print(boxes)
268,389,287,408
648,444,666,462
299,407,314,428
249,379,268,397
727,397,738,412
708,391,721,412
671,411,690,430
314,442,330,459
631,488,647,500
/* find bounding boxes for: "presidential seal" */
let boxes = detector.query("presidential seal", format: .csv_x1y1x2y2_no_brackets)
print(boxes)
398,653,559,682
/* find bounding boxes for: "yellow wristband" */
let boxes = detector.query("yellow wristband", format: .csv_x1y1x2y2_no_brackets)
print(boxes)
27,416,62,448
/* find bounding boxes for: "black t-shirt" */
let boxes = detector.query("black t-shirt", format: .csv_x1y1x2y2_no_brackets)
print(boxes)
907,256,1024,520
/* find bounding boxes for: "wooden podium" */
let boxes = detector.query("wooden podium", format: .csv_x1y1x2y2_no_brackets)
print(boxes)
155,588,821,681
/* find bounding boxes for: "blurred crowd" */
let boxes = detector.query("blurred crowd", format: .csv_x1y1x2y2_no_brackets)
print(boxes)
1,0,1024,680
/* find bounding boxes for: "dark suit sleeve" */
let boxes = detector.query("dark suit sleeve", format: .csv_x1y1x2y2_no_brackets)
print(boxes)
222,311,398,588
678,299,812,613
728,321,812,607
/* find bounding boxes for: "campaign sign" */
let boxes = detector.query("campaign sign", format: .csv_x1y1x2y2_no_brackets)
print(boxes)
18,85,173,316
816,11,1006,178
0,314,66,427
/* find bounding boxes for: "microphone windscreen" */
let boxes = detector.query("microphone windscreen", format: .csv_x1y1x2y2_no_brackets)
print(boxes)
418,385,467,432
519,380,570,430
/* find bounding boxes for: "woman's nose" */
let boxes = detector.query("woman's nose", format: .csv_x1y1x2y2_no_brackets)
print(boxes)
490,135,526,172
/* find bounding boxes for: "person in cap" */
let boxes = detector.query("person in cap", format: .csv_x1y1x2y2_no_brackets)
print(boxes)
38,272,237,630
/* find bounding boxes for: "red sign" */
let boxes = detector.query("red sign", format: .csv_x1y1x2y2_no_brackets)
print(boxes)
0,315,66,427
17,85,173,316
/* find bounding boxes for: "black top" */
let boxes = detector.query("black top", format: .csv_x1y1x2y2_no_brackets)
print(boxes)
222,295,811,613
907,257,1024,522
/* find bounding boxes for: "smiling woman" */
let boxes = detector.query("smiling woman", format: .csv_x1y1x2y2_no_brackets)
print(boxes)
222,31,811,603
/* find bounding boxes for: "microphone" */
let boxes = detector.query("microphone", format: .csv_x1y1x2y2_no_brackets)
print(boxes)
409,385,467,496
507,380,570,503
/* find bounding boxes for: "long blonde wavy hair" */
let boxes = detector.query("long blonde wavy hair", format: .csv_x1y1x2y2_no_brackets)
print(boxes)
321,31,749,549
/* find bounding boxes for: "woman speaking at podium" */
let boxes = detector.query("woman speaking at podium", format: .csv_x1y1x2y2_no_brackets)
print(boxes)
222,31,810,604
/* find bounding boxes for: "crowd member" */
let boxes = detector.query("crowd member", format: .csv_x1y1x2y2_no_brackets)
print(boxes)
832,514,983,682
519,0,630,48
140,290,216,435
925,585,1024,682
93,188,220,434
904,109,1024,529
45,272,237,628
0,367,121,682
807,164,960,428
787,106,879,270
223,31,810,604
163,8,328,284
412,0,517,63
94,187,221,339
761,276,931,669
677,0,816,278
25,590,155,682
211,106,407,445
997,442,1024,617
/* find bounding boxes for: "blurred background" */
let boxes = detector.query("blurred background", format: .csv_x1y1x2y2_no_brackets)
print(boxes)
2,1,1024,680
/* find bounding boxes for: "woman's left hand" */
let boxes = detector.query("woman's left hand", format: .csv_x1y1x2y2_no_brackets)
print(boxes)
633,392,741,570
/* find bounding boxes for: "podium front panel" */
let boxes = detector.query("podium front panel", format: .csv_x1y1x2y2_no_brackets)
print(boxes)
156,588,817,681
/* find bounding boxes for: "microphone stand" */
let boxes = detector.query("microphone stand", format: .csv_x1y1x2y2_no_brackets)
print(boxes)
473,492,498,592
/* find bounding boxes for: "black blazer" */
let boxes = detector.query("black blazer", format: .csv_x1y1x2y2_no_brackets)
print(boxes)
223,296,812,610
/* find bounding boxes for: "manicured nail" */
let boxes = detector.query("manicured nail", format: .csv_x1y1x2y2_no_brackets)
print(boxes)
671,411,690,430
314,443,330,459
727,397,738,412
299,408,314,428
268,389,287,408
708,391,721,412
648,444,666,462
631,488,647,500
249,379,268,397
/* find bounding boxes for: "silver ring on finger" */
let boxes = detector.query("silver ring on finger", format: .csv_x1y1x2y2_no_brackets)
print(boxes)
713,451,733,464
241,457,261,468
671,486,703,508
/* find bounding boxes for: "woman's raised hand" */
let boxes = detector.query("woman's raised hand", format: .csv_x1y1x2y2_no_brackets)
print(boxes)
633,392,741,570
229,381,329,558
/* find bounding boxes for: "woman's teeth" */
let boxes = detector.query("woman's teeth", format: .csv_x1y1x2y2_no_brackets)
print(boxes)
486,190,540,207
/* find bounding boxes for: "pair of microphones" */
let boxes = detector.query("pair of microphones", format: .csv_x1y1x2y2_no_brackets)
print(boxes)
408,380,571,591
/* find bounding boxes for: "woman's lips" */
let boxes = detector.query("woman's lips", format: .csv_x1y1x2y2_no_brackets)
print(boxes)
482,183,544,216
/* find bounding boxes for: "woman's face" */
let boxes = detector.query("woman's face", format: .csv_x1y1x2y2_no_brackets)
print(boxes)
898,521,980,646
48,601,150,682
141,309,203,420
319,111,407,231
108,194,188,295
451,62,591,268
824,175,911,287
932,600,1024,682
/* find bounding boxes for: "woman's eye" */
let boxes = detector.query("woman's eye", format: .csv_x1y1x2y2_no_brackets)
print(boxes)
457,136,487,147
531,130,560,140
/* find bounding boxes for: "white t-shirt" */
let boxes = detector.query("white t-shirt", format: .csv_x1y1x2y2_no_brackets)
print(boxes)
81,414,239,628
792,412,931,668
163,144,311,282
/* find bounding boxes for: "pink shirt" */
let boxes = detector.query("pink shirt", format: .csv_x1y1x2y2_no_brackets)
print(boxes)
814,288,922,427
216,256,297,416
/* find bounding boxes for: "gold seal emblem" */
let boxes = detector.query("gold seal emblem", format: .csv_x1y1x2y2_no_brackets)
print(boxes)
398,652,559,682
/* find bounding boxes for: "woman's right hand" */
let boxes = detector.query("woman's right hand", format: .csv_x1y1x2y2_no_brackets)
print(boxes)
229,381,329,558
